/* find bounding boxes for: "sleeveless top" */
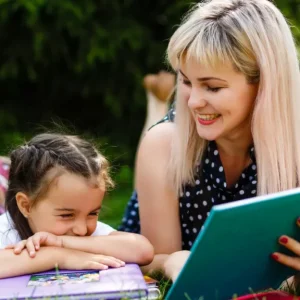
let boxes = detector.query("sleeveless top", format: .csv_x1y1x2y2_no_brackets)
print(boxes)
118,107,257,250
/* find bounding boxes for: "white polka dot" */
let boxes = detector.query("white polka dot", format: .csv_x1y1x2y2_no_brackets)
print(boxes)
196,191,200,195
222,195,226,201
219,166,223,172
198,214,202,220
203,201,207,206
131,211,136,216
252,180,257,184
193,228,197,233
208,146,211,152
205,179,208,183
134,203,139,208
194,203,199,208
179,202,182,207
235,183,239,188
186,203,191,208
251,190,256,194
207,212,210,216
188,241,192,246
180,192,184,197
205,158,209,164
207,185,211,191
242,173,246,178
214,150,219,155
249,176,253,180
240,190,245,195
186,229,190,234
122,218,127,222
182,223,187,227
189,216,194,221
128,219,133,225
196,179,200,185
223,182,227,188
213,184,216,188
210,174,213,179
200,190,203,194
252,165,257,170
186,191,190,197
211,162,215,168
212,197,215,203
216,178,220,183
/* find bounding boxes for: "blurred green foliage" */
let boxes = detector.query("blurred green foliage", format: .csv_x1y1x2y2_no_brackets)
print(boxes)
0,0,299,184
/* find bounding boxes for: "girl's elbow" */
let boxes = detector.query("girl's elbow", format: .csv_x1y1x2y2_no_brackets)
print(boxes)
136,236,154,265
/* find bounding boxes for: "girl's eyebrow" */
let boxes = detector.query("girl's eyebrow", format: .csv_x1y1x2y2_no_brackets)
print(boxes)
179,69,227,82
55,208,74,212
55,205,101,212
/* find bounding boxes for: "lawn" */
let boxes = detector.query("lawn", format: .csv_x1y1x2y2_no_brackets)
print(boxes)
100,183,133,229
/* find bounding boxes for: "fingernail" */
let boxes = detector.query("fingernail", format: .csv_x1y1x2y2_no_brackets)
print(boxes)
271,253,279,261
30,251,35,257
279,237,288,244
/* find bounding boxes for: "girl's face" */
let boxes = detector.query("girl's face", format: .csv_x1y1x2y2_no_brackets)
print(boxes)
27,173,104,236
178,58,259,143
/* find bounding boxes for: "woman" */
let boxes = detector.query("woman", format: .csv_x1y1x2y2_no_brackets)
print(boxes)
120,0,300,280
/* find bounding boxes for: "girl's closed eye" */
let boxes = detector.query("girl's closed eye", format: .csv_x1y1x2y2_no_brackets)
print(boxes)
89,211,99,217
182,79,191,86
58,213,74,219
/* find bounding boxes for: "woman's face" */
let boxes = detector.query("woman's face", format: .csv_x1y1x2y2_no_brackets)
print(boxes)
178,58,259,143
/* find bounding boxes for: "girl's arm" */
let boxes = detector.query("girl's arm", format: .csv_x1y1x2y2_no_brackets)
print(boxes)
0,247,123,279
60,231,154,265
8,231,154,265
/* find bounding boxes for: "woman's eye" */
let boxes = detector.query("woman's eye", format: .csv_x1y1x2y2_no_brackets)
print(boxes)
183,80,191,86
207,86,221,92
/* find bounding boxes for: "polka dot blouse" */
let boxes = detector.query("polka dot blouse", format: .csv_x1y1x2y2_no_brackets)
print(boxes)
118,107,257,250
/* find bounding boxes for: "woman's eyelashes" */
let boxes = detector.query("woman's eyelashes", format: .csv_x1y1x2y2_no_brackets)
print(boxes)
181,79,222,93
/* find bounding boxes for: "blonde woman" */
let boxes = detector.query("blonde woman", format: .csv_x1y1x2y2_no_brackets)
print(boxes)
120,0,300,280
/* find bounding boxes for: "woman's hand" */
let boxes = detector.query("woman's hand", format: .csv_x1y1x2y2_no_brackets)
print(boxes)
5,231,63,257
163,250,191,282
271,219,300,269
271,234,300,270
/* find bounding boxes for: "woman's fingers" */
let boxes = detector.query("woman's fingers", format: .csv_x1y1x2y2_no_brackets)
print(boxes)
271,252,300,271
278,235,300,256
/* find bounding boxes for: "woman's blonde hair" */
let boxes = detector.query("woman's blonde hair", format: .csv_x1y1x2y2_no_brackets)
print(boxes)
167,0,300,195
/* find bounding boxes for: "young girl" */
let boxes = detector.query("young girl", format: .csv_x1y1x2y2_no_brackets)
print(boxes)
0,133,154,279
120,0,300,280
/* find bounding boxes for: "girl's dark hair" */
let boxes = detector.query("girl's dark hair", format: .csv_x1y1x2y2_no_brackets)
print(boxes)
6,133,114,240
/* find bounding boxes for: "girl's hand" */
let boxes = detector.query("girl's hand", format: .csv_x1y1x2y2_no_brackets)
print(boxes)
61,249,125,270
271,219,300,270
5,232,63,257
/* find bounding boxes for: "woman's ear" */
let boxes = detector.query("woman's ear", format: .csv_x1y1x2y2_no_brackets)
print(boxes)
15,192,31,218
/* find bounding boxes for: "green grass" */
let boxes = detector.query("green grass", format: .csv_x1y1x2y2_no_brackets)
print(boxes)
99,184,133,229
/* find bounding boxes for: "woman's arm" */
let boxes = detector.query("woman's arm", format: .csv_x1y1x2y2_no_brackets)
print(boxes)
0,247,122,279
136,122,182,254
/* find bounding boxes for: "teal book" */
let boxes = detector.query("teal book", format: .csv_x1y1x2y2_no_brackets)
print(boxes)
166,188,300,300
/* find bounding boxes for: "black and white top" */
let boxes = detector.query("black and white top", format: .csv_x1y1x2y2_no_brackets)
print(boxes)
119,107,257,250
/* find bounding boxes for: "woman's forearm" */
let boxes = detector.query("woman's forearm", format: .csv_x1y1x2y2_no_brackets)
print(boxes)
61,232,154,265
